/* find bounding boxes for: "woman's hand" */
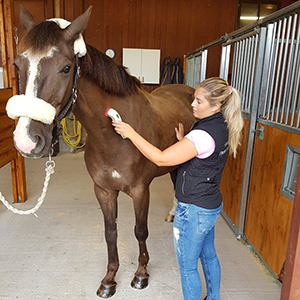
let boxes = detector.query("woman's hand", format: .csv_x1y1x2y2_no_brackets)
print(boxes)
112,121,135,139
175,123,185,141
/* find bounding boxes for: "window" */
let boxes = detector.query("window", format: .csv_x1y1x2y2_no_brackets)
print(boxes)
281,145,300,202
239,1,279,28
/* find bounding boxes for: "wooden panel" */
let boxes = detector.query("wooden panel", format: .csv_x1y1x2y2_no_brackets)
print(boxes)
245,124,295,275
220,119,249,227
13,0,54,42
62,0,83,20
0,88,15,165
1,0,27,202
0,149,16,168
82,0,239,76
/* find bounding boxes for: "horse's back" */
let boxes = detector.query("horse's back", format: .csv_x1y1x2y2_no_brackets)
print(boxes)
150,84,194,103
148,84,195,128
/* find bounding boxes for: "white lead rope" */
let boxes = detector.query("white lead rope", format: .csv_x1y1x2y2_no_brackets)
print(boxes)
0,157,55,217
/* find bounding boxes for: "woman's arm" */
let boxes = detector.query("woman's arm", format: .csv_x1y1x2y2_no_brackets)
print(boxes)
112,121,198,167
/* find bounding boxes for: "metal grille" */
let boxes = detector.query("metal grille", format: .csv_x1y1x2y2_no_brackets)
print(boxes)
260,14,300,129
185,51,207,88
230,32,260,114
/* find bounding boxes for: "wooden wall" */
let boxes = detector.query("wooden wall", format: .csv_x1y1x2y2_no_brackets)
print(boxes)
220,119,249,228
53,0,238,79
245,124,295,275
13,0,54,40
0,0,27,203
13,0,296,78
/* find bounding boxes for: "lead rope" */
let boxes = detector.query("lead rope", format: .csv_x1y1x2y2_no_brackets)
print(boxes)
0,153,55,217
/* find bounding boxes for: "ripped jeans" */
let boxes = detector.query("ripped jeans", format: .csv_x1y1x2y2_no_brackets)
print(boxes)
173,201,223,300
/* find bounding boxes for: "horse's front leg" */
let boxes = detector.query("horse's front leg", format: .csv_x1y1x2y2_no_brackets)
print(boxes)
94,184,119,298
131,186,150,290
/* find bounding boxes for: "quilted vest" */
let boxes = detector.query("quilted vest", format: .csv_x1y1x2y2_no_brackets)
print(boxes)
175,112,229,209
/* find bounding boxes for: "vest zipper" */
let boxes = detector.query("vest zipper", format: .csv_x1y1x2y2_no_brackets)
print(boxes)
182,170,186,195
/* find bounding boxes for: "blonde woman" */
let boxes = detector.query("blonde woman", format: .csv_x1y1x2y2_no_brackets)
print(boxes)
113,77,243,300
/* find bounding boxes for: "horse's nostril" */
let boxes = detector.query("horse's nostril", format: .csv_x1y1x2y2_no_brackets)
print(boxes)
27,121,54,157
32,134,44,153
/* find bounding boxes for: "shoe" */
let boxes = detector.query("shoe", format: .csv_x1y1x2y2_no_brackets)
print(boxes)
203,297,207,300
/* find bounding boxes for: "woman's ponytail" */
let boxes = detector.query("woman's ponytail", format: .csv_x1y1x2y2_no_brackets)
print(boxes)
221,87,244,158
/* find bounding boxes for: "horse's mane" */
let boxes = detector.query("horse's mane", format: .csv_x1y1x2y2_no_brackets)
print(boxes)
80,45,142,96
20,21,142,97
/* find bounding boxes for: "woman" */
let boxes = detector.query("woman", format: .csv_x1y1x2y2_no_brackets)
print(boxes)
113,77,244,300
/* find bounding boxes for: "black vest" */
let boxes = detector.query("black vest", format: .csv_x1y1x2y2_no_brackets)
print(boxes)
175,112,229,209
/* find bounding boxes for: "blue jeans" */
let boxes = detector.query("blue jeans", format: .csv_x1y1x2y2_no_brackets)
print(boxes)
173,201,223,300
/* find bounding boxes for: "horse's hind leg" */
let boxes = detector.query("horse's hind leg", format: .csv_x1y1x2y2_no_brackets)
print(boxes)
165,169,178,222
131,187,150,290
94,184,119,298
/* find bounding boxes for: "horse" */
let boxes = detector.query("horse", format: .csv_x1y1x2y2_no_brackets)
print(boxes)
6,6,195,298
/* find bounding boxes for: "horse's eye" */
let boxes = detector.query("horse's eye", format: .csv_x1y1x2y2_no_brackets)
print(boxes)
63,65,71,74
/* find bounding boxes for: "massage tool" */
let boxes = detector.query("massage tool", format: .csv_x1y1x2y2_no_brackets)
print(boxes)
105,107,125,138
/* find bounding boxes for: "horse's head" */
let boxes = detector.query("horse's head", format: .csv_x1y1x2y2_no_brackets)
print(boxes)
6,6,91,158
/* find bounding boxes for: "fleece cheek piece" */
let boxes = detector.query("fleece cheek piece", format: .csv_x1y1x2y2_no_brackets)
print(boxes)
6,95,56,125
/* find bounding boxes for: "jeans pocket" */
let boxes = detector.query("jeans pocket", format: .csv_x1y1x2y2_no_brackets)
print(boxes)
197,210,220,234
174,202,188,229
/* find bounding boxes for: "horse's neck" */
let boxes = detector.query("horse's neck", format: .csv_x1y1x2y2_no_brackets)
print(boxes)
73,78,107,129
73,77,148,138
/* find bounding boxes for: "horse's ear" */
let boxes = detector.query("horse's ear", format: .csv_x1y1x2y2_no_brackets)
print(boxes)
20,5,35,32
63,6,92,43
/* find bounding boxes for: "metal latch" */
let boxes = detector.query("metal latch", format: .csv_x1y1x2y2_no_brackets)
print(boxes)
253,125,264,140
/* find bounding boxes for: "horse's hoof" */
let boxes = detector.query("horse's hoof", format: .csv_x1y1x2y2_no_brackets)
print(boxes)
165,213,174,223
96,282,117,298
131,276,149,289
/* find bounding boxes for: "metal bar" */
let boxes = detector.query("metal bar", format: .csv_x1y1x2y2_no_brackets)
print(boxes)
259,118,300,134
245,36,254,112
223,45,231,82
238,27,267,237
219,45,229,80
240,39,247,109
248,35,258,114
265,22,278,119
225,30,258,46
291,19,300,127
194,56,200,88
261,23,275,118
231,43,238,87
295,65,300,127
279,15,292,124
186,34,227,58
200,49,207,82
236,41,244,109
273,18,286,122
244,37,252,108
259,23,275,120
284,14,298,125
270,20,282,121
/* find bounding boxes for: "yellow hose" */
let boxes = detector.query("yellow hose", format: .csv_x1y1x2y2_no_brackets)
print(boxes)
61,115,86,149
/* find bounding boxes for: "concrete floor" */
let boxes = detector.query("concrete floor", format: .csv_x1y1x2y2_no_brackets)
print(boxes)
0,151,282,300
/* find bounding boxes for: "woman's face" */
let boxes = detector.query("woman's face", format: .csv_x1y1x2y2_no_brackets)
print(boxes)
191,87,220,119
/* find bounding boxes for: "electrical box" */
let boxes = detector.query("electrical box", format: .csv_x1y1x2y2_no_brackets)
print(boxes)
122,48,161,84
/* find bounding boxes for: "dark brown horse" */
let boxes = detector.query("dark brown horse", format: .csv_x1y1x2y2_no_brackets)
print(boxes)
7,6,195,298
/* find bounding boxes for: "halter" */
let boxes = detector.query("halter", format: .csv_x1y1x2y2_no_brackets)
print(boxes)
52,54,80,146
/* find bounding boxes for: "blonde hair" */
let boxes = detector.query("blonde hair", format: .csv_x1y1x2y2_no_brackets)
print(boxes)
198,77,244,158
